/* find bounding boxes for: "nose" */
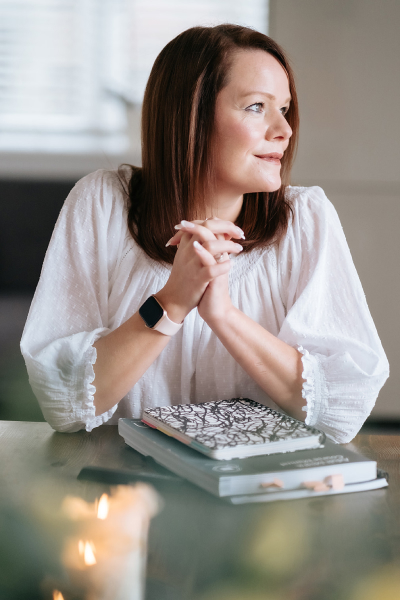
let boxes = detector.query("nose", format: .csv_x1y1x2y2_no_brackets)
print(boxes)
266,111,292,142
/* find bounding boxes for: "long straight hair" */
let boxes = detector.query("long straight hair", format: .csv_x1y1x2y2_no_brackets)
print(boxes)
124,24,299,264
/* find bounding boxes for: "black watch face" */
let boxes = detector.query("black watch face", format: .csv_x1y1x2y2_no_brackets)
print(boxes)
139,296,164,328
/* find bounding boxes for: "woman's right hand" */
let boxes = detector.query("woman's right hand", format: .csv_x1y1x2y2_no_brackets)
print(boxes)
93,218,243,415
156,219,244,323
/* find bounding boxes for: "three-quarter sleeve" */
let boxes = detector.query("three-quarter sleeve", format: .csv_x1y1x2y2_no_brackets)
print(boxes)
20,170,126,432
277,186,389,443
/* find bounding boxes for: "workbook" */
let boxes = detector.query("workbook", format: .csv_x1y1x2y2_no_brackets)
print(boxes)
118,418,387,500
228,477,388,503
142,398,325,460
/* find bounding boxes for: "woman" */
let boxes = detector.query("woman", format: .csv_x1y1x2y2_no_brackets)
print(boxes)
21,25,389,442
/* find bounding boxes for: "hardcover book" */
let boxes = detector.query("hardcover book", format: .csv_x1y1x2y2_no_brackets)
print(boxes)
142,398,325,460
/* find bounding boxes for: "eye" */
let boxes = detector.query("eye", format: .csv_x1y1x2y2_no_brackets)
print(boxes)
246,102,263,113
280,105,290,116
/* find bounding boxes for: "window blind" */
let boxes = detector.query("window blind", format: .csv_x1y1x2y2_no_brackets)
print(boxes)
0,0,128,152
108,0,269,104
0,0,268,154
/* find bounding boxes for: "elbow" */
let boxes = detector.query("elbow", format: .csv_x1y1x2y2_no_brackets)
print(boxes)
48,419,85,434
308,356,390,444
324,428,361,445
320,417,367,444
40,405,86,433
319,395,381,444
30,383,115,434
29,384,88,433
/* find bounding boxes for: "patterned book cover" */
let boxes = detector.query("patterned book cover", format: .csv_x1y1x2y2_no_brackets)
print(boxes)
143,398,325,453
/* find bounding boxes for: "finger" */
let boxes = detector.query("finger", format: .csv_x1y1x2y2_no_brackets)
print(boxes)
199,216,220,225
215,231,230,243
193,242,232,279
201,219,245,240
165,231,184,247
175,219,245,239
201,240,243,256
174,221,216,242
174,220,244,241
193,240,216,266
166,220,209,246
203,259,232,280
214,252,230,263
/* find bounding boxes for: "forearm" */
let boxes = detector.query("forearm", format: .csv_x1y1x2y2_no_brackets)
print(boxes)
208,306,305,419
92,228,238,417
93,312,171,416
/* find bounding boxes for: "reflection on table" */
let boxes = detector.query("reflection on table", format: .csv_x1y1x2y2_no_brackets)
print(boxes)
0,421,399,600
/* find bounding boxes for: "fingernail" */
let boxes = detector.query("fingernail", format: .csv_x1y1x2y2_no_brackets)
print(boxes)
235,244,243,251
165,237,173,247
181,220,195,228
174,224,182,230
193,240,204,250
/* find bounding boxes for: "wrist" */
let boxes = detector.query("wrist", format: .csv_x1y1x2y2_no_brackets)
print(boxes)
203,301,236,331
155,288,189,324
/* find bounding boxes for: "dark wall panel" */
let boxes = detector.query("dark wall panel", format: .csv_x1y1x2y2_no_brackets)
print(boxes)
0,180,76,291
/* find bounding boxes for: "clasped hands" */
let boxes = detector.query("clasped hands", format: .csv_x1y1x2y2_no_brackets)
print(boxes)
156,218,245,327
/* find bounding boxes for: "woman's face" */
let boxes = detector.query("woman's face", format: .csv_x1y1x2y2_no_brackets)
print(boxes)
212,49,292,198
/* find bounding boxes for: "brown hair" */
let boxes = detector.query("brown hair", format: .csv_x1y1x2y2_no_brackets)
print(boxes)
124,24,299,264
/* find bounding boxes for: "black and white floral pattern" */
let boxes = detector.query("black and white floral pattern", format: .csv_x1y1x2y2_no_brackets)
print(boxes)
144,398,324,451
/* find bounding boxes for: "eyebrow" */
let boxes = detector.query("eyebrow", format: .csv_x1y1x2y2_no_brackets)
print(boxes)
240,91,291,104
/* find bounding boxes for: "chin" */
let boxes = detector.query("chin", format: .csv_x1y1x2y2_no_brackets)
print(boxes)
265,182,282,193
250,177,282,194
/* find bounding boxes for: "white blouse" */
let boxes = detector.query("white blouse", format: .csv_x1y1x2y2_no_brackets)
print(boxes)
20,169,389,443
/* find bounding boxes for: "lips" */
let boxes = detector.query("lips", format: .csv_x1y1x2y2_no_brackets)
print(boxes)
255,152,283,165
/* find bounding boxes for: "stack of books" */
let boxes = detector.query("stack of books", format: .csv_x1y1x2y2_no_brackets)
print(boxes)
118,398,388,504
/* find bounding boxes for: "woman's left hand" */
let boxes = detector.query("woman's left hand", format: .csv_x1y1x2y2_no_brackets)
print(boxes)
167,218,243,326
168,219,305,420
196,255,232,326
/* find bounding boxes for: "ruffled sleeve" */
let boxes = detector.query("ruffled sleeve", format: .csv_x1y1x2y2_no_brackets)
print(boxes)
277,186,389,443
20,169,127,432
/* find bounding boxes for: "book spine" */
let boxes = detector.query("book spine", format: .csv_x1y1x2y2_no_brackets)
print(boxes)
141,419,157,428
190,440,211,455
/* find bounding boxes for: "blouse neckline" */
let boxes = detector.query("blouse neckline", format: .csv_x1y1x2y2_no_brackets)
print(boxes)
125,184,308,284
133,240,272,284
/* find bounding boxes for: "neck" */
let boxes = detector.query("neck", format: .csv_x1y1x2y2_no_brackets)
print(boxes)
202,191,244,223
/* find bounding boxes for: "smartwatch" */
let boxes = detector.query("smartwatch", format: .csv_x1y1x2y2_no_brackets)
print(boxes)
139,295,183,336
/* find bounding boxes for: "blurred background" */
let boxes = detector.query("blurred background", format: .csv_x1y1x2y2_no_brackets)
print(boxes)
0,0,398,430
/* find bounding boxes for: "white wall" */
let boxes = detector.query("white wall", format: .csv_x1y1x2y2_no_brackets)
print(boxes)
270,0,400,417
